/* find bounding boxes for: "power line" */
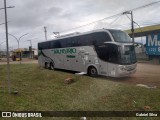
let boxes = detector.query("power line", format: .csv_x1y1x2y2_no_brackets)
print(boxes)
107,15,122,28
60,13,122,33
59,1,160,33
128,0,160,11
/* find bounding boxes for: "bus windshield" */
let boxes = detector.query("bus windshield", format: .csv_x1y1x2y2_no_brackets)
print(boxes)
109,30,132,43
119,45,137,65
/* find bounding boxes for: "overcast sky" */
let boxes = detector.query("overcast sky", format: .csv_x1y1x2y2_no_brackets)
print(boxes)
0,0,160,50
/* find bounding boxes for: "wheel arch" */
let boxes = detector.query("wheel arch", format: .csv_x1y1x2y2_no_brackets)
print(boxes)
87,64,99,75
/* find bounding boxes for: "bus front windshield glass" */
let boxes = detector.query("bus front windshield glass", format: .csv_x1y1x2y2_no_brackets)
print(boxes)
109,30,132,43
119,45,137,65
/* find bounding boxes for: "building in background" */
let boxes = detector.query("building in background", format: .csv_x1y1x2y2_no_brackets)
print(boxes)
125,24,160,64
12,48,38,61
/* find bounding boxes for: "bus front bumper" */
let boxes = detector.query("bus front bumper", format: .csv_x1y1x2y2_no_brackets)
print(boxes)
116,64,137,77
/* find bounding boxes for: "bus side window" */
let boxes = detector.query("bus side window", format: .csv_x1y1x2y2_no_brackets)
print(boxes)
95,43,119,64
79,35,85,46
76,36,81,46
85,34,93,45
42,41,50,49
105,32,112,42
71,37,79,47
38,43,42,50
60,39,67,48
94,32,112,46
66,38,72,47
79,34,93,46
54,41,61,48
50,41,55,49
107,44,119,63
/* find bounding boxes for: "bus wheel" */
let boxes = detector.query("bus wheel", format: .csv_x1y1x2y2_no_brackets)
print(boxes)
45,62,48,69
88,66,98,77
50,63,54,70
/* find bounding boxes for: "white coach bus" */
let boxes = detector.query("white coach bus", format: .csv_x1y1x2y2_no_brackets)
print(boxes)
38,29,137,77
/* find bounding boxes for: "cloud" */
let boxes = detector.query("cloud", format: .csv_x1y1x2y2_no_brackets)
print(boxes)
0,0,160,49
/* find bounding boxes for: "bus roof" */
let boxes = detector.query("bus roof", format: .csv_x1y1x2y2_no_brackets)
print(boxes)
38,29,122,44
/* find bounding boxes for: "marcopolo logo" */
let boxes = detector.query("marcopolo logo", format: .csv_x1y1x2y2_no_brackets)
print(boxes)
52,48,76,54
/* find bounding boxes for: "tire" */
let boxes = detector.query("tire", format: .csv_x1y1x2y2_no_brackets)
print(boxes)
50,62,54,70
88,66,98,77
44,62,48,69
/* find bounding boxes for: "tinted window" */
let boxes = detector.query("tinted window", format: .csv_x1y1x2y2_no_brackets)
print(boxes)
65,38,72,47
95,43,119,64
38,43,42,50
54,41,61,48
75,36,81,46
50,41,55,48
38,42,50,50
38,32,112,49
50,40,61,48
72,37,80,46
76,33,93,46
60,39,67,48
93,32,112,46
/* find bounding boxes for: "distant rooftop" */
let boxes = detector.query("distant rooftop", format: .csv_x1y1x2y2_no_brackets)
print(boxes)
124,24,160,37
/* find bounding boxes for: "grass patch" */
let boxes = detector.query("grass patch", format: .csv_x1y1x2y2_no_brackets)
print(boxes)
0,64,160,119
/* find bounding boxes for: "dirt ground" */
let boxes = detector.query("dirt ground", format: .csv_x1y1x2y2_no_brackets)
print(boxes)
115,63,160,88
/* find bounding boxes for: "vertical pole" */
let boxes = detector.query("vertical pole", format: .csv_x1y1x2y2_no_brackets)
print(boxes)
30,41,32,59
0,44,1,58
30,46,32,59
44,26,47,41
29,40,32,58
18,41,21,64
131,11,134,44
4,0,11,94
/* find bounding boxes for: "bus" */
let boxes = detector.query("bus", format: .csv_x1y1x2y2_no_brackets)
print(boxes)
38,29,137,77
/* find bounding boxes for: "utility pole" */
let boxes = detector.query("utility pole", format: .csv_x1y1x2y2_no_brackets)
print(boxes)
123,11,134,44
44,26,47,41
131,11,134,44
0,2,14,94
27,40,32,59
4,0,11,94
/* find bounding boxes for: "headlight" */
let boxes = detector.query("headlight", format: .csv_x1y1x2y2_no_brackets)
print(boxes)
119,65,126,71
